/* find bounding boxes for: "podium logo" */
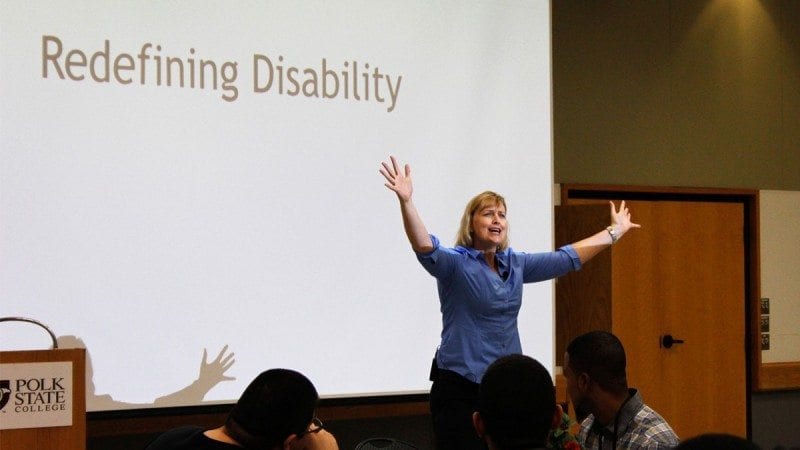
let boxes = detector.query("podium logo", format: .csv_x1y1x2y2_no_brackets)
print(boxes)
12,377,67,413
0,362,72,429
0,380,10,410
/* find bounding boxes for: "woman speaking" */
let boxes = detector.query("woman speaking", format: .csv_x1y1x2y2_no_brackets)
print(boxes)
379,156,639,450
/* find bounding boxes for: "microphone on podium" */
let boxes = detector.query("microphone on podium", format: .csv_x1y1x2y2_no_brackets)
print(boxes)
0,316,59,349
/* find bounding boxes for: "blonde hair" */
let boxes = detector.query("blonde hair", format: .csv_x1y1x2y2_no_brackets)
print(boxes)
455,191,509,251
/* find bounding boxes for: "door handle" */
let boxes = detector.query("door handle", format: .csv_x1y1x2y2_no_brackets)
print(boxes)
661,334,685,349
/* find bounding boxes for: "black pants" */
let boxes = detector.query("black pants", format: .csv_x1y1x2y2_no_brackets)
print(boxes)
429,369,487,450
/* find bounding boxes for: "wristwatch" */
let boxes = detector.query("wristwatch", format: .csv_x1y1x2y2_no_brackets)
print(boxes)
606,226,619,244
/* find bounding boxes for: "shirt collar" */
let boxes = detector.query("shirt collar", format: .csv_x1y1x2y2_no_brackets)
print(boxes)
456,246,510,276
616,388,643,434
592,388,643,437
456,245,510,261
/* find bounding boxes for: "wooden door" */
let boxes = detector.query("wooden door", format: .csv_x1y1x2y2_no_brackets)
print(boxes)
557,199,747,439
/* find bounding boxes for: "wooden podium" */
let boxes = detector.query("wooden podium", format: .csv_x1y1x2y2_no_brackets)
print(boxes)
0,348,86,450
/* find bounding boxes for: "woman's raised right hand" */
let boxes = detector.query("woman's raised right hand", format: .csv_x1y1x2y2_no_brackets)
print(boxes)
379,155,413,202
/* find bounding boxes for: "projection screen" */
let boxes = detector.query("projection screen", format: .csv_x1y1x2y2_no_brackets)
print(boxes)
1,1,554,411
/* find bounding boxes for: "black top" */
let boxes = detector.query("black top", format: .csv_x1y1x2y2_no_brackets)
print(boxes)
145,426,241,450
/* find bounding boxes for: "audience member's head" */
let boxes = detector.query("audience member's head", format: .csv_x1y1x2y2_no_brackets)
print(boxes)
564,330,628,419
675,433,761,450
565,330,628,395
473,354,560,450
224,368,319,449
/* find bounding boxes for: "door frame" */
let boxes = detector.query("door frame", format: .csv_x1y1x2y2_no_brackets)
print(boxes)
560,184,765,426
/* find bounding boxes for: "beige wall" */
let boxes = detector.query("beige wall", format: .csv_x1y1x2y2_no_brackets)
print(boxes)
553,1,799,190
759,190,800,363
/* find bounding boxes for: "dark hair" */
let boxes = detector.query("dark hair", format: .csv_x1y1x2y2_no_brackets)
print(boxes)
478,354,555,450
566,331,628,394
675,433,761,450
224,369,318,449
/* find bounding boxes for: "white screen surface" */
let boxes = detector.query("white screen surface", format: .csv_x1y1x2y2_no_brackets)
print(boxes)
1,1,554,411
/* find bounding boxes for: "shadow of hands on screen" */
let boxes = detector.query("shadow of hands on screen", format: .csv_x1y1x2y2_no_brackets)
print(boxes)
56,335,235,410
154,345,236,406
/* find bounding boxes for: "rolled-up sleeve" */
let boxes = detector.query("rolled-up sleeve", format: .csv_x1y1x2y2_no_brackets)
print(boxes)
416,235,456,279
521,244,582,283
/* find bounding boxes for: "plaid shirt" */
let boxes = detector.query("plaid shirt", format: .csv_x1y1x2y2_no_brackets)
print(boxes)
577,389,679,450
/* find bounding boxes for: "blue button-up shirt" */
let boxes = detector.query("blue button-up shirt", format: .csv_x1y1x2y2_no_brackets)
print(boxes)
417,234,581,383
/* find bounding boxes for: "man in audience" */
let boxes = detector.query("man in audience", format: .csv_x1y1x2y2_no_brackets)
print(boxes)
564,331,679,449
146,368,338,450
472,354,563,450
